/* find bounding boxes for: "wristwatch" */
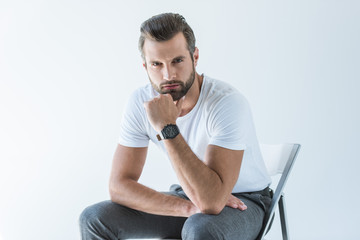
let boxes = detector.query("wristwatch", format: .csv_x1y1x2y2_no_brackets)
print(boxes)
156,124,180,141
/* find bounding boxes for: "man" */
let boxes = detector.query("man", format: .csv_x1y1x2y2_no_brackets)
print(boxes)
80,13,272,240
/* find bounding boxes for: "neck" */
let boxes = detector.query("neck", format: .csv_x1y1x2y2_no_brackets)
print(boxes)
178,72,203,117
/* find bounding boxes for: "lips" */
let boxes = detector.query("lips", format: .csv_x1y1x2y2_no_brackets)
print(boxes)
163,84,180,90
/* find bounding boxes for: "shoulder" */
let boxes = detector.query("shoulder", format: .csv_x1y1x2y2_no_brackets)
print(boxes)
201,75,250,112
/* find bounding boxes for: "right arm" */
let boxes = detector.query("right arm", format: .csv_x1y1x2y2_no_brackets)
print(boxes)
109,144,198,217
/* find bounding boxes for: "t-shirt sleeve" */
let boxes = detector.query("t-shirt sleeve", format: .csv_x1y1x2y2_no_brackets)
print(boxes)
118,90,150,147
208,92,255,151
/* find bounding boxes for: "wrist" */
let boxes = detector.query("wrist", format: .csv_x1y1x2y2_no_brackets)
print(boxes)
156,120,177,132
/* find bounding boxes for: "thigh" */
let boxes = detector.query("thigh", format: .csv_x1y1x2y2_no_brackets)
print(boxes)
182,197,265,240
80,200,187,239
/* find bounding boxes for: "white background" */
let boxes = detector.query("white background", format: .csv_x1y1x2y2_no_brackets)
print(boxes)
1,0,359,239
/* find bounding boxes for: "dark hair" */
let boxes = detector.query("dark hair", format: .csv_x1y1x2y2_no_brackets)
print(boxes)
138,13,196,60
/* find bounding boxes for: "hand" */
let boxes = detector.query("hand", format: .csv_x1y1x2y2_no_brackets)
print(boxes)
226,194,247,211
144,94,185,132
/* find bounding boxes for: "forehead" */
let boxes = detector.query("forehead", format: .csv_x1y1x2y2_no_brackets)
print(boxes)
143,32,189,61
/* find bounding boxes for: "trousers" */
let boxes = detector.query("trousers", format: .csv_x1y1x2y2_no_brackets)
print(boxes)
79,184,271,240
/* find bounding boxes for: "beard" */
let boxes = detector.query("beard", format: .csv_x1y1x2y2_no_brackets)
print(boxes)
149,66,195,101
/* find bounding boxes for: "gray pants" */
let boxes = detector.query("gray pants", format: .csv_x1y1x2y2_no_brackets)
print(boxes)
79,185,271,240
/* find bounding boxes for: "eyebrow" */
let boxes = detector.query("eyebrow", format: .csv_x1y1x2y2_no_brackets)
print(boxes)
173,55,186,60
149,55,187,63
172,56,188,63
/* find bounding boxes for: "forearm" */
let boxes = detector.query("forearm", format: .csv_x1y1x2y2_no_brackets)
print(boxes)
109,178,196,217
164,134,228,213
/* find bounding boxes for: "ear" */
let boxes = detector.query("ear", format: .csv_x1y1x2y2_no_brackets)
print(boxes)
193,47,199,67
142,62,147,69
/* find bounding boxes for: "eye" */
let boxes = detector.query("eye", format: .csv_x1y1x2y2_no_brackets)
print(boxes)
151,62,162,67
173,58,183,64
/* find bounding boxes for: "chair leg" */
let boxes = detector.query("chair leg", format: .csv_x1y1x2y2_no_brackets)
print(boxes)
279,194,289,240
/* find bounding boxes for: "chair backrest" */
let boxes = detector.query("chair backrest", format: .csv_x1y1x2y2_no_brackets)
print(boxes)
261,144,298,176
257,143,301,239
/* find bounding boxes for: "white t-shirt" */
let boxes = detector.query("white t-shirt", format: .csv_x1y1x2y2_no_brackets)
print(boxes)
118,75,271,193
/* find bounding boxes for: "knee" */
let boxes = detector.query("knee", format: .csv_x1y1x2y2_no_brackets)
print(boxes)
79,201,111,232
79,203,97,232
182,214,217,240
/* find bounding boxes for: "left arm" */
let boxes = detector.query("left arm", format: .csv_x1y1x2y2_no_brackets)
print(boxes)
144,94,244,214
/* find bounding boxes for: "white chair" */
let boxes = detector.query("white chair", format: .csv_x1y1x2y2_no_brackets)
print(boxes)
257,143,301,240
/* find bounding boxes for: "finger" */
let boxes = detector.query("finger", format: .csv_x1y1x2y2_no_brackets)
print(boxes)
162,94,175,104
231,203,238,208
228,202,246,210
163,93,172,99
227,202,237,209
238,200,247,210
227,199,240,209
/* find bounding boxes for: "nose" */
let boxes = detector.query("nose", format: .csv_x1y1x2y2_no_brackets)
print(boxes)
162,64,176,80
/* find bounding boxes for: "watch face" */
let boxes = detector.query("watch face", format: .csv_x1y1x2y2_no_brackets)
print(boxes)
165,127,175,136
162,124,179,139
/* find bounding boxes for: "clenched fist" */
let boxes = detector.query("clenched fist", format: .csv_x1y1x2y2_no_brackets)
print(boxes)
143,94,185,132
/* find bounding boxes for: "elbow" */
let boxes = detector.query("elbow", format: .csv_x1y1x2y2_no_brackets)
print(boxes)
108,180,126,203
194,193,227,215
199,203,224,215
108,183,117,202
109,187,117,202
108,177,137,204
